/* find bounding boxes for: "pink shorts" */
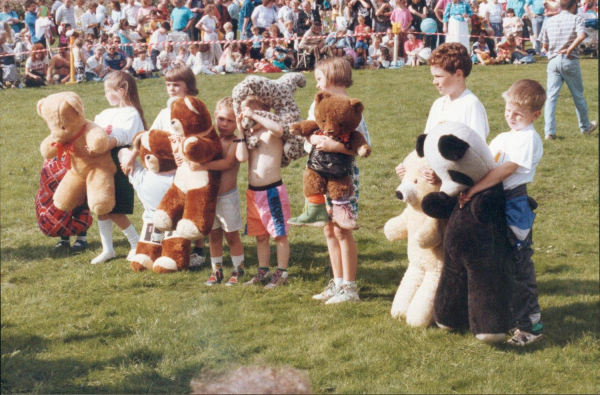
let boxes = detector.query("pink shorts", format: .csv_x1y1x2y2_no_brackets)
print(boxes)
246,180,290,238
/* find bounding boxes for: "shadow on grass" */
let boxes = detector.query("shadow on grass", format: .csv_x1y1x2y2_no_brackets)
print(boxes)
1,331,190,394
0,240,130,263
540,278,598,296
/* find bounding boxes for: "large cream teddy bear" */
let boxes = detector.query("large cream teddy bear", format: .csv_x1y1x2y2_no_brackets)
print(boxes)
38,92,116,216
384,151,446,327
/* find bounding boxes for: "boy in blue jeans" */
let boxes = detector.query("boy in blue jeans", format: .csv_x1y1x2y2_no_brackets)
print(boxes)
459,79,546,346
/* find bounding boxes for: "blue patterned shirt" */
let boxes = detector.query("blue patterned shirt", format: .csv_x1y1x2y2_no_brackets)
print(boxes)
443,1,473,22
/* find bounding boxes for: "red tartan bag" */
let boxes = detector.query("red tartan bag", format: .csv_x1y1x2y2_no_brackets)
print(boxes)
35,158,93,237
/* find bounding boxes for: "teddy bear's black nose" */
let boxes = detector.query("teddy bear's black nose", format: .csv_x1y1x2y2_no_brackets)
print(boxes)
396,190,403,200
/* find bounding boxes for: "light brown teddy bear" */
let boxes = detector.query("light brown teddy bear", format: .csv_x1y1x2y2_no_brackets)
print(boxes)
38,92,116,216
384,151,445,327
153,96,223,242
289,91,370,230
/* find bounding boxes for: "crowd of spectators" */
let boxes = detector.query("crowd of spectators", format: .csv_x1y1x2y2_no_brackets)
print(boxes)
0,0,597,88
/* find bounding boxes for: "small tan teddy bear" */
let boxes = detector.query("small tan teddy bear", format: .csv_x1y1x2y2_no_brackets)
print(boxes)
38,92,116,216
384,150,445,327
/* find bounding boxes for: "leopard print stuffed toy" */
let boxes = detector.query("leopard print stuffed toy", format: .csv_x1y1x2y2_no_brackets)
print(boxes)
232,73,307,167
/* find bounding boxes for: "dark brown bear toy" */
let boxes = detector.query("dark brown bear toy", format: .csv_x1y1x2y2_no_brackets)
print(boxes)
289,92,371,230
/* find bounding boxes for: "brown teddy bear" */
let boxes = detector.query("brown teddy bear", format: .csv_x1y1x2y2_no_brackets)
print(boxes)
153,96,223,242
384,150,445,327
38,92,116,216
289,92,371,230
117,129,192,273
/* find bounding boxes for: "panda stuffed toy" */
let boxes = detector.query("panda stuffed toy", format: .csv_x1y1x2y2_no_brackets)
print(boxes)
417,122,511,343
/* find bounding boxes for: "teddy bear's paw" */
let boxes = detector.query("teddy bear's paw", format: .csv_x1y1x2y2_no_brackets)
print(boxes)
154,210,173,231
289,123,302,135
153,257,178,273
390,306,407,319
357,145,371,158
406,313,434,328
176,219,202,240
475,333,506,343
183,136,199,152
131,254,153,272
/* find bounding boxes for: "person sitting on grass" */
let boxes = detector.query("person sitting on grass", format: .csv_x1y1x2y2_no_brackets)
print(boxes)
47,46,72,84
132,47,155,78
404,27,424,66
24,43,47,88
86,45,109,81
459,79,546,347
471,31,493,65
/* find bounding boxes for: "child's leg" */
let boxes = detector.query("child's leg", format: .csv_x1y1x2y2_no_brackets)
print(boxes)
334,225,357,282
109,213,139,258
323,222,344,282
209,228,224,260
274,235,289,270
92,213,116,264
224,231,244,258
256,234,271,269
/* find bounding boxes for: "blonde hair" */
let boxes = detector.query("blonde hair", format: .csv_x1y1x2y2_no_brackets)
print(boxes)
105,71,148,129
502,79,546,112
165,65,199,96
315,57,353,88
224,22,233,31
215,96,234,116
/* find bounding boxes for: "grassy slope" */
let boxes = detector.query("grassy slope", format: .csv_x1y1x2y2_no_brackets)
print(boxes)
1,60,598,394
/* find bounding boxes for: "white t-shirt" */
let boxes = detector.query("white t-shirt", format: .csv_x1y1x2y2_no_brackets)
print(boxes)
35,17,54,41
225,31,235,40
478,2,488,18
278,5,294,23
132,57,155,73
488,124,543,191
251,5,278,28
149,29,168,50
122,4,142,26
26,58,47,74
97,4,107,26
486,3,503,23
94,106,145,146
150,99,175,130
86,55,106,75
127,159,175,222
424,89,490,142
81,11,97,35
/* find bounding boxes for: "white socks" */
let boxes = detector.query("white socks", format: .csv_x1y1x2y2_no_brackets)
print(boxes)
334,278,343,287
210,256,223,271
97,219,114,255
232,254,244,270
122,224,139,250
343,280,356,287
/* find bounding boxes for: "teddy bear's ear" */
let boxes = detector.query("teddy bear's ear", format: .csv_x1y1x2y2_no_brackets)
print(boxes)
416,134,427,158
350,98,363,114
36,98,46,117
63,93,85,118
315,91,332,104
132,131,145,152
439,134,470,161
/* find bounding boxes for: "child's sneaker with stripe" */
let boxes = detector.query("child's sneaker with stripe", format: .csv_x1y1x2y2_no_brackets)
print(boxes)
264,269,289,289
226,267,245,286
205,269,224,286
325,283,360,304
312,279,340,301
243,268,272,286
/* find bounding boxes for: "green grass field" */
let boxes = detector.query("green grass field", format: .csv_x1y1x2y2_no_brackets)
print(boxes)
1,59,598,394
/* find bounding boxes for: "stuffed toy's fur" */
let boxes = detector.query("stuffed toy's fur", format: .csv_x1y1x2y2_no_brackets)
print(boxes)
38,92,116,215
232,73,307,166
418,122,511,343
290,92,371,203
153,96,223,245
122,130,192,273
384,151,445,327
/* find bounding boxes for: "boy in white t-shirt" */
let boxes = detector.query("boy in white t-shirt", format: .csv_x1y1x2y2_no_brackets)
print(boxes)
459,79,546,347
396,43,490,182
132,48,155,78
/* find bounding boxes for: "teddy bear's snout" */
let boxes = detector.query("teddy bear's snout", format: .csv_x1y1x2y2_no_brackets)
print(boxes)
397,185,417,205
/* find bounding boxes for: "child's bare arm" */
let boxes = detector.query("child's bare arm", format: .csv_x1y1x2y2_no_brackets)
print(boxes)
235,114,249,162
459,161,519,207
194,142,238,170
243,108,284,137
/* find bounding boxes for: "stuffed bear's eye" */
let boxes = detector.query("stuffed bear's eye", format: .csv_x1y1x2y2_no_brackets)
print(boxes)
171,120,176,124
146,155,151,161
413,179,418,184
61,126,65,130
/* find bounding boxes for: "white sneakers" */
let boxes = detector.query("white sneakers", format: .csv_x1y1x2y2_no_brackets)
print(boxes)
313,281,360,304
91,250,116,265
583,120,598,136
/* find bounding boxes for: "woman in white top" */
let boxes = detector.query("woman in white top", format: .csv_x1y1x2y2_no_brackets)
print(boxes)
91,71,147,264
196,5,223,64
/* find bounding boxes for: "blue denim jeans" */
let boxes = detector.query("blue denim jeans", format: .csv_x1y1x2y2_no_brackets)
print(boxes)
530,15,544,54
545,55,591,136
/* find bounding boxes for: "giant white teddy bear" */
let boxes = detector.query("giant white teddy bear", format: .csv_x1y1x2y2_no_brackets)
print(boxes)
384,150,446,327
